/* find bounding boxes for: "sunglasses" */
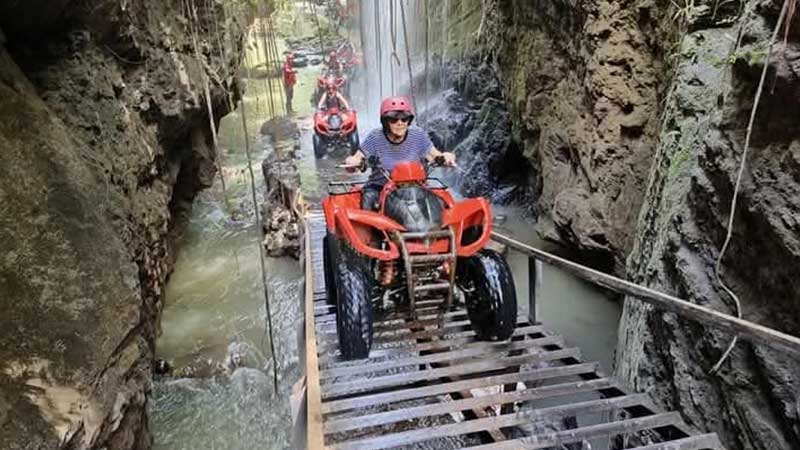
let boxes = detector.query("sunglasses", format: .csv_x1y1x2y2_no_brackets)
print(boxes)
386,114,412,124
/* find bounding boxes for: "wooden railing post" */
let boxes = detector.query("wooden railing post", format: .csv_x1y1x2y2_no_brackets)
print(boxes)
528,256,542,325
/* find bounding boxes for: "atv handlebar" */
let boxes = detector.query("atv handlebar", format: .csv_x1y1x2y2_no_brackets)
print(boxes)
336,154,455,177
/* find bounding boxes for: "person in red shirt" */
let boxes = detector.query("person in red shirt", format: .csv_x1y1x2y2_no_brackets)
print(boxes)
283,53,298,113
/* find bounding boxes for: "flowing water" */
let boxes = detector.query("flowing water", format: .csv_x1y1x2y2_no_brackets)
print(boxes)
151,2,621,449
149,17,313,450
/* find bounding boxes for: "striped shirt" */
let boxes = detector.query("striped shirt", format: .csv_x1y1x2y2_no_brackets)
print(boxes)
361,127,433,186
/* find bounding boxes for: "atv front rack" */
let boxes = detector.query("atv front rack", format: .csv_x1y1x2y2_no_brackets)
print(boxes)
327,180,366,195
390,228,458,316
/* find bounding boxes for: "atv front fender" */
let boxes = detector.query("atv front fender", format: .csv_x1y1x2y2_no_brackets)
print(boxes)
335,208,404,261
442,198,492,257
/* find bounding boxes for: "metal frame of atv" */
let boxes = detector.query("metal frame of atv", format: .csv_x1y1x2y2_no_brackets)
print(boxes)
389,227,458,313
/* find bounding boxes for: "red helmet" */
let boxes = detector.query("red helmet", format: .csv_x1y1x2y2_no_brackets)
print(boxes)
380,96,414,118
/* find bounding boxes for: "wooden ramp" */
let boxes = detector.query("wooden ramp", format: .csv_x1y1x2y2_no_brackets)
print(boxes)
302,212,724,450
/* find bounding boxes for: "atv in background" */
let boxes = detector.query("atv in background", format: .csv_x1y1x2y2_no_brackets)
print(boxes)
313,107,359,158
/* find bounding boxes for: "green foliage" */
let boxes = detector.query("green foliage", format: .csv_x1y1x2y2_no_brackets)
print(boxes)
734,41,769,67
668,145,692,179
707,52,736,68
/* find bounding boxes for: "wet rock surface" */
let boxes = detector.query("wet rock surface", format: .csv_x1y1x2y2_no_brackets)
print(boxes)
0,2,245,449
481,0,677,270
616,3,800,449
261,117,302,259
418,58,536,210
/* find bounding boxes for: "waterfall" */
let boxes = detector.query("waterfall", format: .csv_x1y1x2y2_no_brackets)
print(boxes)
356,0,421,129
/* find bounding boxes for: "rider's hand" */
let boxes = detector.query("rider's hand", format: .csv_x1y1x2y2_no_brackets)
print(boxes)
441,152,457,167
343,155,361,172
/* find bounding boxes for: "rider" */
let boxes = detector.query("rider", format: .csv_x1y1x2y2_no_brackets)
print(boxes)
344,96,456,210
317,80,350,111
325,50,342,73
283,52,298,112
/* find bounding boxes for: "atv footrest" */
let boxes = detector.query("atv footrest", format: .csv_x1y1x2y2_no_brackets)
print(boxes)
408,254,452,264
414,282,451,293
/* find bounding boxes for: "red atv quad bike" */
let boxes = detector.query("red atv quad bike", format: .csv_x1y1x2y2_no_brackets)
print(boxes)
311,71,348,106
313,106,359,158
321,157,517,359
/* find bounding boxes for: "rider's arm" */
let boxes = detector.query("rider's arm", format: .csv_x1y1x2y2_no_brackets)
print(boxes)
337,92,351,110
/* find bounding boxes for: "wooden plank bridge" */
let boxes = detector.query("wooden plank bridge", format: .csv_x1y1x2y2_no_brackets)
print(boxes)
296,211,800,450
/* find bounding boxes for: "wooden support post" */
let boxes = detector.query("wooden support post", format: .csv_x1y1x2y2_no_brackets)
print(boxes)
528,257,541,325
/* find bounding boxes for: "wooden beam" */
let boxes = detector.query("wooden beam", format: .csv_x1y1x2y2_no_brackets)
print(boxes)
318,324,544,366
329,394,655,450
319,326,544,367
321,362,599,414
492,232,800,356
461,412,682,450
304,216,325,450
625,433,725,450
320,335,562,379
324,378,616,433
322,348,582,398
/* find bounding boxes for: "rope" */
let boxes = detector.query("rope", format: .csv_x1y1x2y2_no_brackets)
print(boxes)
310,0,326,57
267,17,287,116
237,90,280,394
256,16,276,119
209,0,227,66
390,0,396,93
399,0,416,107
709,0,791,374
375,0,383,98
187,0,231,212
440,0,449,90
424,0,429,109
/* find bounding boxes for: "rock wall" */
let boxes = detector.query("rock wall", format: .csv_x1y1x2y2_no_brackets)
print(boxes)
0,1,244,448
480,0,800,448
482,0,678,270
616,1,800,449
418,58,536,208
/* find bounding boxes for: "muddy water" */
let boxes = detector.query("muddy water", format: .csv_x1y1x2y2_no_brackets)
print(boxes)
149,31,311,449
149,129,304,450
491,205,622,372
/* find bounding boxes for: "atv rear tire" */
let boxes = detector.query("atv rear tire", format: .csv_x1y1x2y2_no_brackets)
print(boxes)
335,261,374,359
323,232,338,306
313,133,325,158
457,249,517,341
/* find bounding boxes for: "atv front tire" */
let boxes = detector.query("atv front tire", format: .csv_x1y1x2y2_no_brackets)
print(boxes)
335,261,374,359
313,133,326,158
457,249,517,341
